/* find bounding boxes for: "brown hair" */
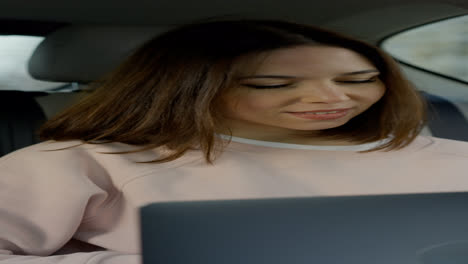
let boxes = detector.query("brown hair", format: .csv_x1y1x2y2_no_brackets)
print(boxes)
38,16,428,164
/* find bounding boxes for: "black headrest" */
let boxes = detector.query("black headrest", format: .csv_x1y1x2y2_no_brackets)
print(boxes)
28,25,169,83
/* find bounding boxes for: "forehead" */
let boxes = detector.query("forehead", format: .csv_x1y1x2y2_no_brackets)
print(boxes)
245,45,376,77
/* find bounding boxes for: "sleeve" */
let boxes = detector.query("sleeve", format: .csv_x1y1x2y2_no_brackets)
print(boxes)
0,251,141,264
0,142,142,264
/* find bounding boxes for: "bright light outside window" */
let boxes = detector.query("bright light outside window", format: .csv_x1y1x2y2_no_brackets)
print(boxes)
0,35,67,91
381,15,468,83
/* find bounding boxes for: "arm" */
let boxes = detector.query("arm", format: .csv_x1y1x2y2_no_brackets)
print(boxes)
0,251,141,264
0,142,141,264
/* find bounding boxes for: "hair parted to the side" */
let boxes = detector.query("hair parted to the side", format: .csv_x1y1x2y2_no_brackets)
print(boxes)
38,16,429,165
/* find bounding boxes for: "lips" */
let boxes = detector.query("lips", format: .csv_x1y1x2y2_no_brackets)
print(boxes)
287,108,352,113
287,109,352,120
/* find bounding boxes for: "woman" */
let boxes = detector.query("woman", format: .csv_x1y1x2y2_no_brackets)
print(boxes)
1,17,467,264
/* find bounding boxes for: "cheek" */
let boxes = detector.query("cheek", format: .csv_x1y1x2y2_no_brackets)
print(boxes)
239,95,281,114
224,94,275,114
363,84,386,102
219,95,260,118
376,85,387,100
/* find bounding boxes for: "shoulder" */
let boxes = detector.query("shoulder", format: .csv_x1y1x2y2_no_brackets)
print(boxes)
0,140,138,175
0,140,132,197
0,140,151,163
412,135,468,157
0,140,92,165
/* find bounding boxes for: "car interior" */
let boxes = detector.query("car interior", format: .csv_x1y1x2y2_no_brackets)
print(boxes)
0,0,467,157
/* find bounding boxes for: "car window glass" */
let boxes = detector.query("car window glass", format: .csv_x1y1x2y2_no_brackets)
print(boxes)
0,35,68,91
381,15,468,83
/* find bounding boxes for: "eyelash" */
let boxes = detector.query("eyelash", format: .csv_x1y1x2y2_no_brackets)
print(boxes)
243,79,377,89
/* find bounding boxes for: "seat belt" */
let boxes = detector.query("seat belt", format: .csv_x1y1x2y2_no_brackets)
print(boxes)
420,91,468,142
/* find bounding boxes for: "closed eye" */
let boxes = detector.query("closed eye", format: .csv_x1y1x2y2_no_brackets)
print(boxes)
336,79,377,84
242,84,292,89
242,79,377,89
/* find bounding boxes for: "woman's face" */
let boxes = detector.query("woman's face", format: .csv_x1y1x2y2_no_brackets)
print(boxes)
218,45,386,144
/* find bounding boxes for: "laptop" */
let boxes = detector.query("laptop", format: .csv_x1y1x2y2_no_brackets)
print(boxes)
140,192,468,264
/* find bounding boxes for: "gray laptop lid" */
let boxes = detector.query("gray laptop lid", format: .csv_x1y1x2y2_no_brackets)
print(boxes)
140,192,468,264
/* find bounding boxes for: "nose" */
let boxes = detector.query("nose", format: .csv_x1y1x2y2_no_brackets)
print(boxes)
299,82,350,103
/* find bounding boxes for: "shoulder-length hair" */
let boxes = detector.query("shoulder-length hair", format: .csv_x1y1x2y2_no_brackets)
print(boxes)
38,17,428,164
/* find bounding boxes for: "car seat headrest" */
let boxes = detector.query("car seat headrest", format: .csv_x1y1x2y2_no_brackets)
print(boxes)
28,25,168,83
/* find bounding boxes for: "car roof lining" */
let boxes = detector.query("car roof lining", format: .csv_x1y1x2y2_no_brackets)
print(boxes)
0,0,466,27
1,0,466,83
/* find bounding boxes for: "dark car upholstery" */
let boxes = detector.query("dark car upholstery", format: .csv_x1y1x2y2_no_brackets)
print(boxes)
0,91,47,156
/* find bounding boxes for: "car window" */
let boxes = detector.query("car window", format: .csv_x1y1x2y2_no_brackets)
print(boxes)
380,15,468,83
0,35,68,91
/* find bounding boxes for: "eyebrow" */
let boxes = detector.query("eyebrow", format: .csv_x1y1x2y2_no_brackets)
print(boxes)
238,69,380,80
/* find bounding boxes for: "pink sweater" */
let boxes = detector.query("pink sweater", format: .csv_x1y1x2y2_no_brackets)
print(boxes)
1,135,467,263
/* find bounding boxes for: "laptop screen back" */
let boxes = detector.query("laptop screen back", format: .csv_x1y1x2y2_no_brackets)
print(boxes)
140,192,468,264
